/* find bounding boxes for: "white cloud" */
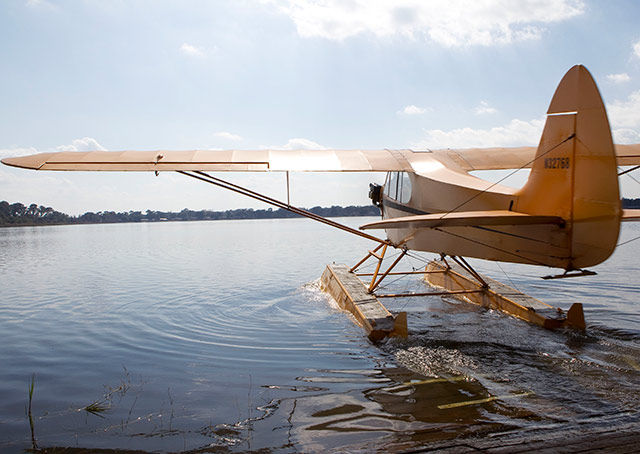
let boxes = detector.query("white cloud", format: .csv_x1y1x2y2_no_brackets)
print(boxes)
612,129,640,144
2,138,106,158
214,131,243,141
180,43,206,58
412,90,640,150
474,100,497,115
607,73,631,83
633,40,640,59
265,138,328,150
264,0,584,47
397,105,428,115
0,146,38,159
413,117,544,149
56,137,107,152
607,90,640,130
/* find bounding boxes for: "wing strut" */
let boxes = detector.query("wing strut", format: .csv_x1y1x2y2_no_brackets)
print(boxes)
619,165,640,176
178,170,389,245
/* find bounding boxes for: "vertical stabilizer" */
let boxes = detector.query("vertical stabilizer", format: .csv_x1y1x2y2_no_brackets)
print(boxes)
517,65,621,270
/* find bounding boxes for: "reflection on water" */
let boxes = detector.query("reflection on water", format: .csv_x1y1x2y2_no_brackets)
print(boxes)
0,219,639,453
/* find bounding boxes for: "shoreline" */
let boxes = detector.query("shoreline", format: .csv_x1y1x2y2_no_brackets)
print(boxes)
0,213,379,228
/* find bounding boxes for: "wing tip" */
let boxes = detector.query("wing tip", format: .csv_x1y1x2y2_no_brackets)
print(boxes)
1,156,32,169
1,153,53,170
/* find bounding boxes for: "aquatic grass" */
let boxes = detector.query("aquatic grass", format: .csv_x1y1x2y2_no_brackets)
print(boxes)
27,373,37,448
82,366,132,418
27,373,34,415
82,399,110,417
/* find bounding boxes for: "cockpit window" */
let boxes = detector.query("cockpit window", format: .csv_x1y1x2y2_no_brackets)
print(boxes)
384,172,399,199
400,172,411,203
383,171,411,203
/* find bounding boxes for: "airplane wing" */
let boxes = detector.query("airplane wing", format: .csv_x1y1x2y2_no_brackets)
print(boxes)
2,144,640,173
1,149,420,172
622,209,640,221
359,211,565,230
444,147,536,171
447,143,640,171
615,144,640,167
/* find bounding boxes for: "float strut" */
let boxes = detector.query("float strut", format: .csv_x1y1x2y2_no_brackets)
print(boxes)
451,255,489,289
350,243,387,273
350,244,409,293
368,248,408,293
367,243,389,292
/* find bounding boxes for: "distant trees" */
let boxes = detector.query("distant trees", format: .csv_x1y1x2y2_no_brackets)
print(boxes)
623,198,640,209
3,199,640,227
0,201,381,226
0,201,72,225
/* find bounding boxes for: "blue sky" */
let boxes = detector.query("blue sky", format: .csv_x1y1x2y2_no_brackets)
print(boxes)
1,0,640,215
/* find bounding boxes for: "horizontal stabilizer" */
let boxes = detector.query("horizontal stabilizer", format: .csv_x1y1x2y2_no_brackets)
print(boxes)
360,210,565,230
622,209,640,221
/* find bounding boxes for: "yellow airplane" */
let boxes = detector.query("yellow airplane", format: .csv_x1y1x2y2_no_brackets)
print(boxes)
4,65,639,277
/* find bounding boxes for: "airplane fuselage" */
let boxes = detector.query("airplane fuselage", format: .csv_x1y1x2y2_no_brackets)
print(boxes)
380,170,573,269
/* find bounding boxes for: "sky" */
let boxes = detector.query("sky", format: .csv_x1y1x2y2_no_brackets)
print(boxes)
1,0,640,215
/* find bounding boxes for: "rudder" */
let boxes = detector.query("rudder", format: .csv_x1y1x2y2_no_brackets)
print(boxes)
516,65,621,270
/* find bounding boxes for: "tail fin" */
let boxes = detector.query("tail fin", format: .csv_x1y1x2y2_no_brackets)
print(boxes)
517,65,621,270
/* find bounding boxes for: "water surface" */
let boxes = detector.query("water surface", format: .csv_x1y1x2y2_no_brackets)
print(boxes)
1,218,639,453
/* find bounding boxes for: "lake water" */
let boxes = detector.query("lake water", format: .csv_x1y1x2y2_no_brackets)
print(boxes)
1,218,639,453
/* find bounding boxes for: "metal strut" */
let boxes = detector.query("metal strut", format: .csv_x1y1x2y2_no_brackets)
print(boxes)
619,165,640,176
177,170,389,245
450,255,489,289
350,248,486,298
350,243,408,293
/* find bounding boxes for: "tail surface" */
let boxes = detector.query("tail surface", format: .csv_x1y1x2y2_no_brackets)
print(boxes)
516,65,621,270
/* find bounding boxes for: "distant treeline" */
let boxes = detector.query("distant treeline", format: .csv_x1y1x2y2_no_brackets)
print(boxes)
0,201,381,226
3,199,640,227
623,198,640,208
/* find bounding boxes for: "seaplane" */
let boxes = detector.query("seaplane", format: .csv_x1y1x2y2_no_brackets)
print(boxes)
4,65,640,340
